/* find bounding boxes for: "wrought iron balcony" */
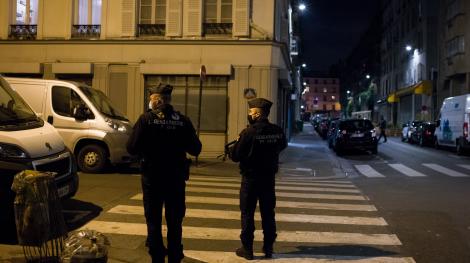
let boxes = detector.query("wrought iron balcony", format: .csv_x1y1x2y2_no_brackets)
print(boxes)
9,24,37,40
203,23,232,35
71,25,101,39
138,24,165,37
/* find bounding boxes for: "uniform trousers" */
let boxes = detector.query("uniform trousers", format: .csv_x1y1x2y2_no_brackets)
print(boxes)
239,173,277,250
141,172,186,263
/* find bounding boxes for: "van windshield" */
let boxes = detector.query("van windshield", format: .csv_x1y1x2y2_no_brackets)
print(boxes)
79,86,129,121
0,77,41,127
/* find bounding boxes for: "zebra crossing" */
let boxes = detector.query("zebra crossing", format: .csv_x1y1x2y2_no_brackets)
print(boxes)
80,171,415,262
353,163,470,178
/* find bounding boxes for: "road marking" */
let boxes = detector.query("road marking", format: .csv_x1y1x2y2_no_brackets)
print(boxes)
184,251,416,263
132,188,366,201
388,164,427,177
130,195,377,211
422,163,469,177
83,221,402,245
108,205,387,226
280,167,312,172
458,164,470,171
187,181,361,193
354,165,385,178
190,176,356,188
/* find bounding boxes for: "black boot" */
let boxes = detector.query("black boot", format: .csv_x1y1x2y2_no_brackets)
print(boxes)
236,246,254,260
263,246,273,258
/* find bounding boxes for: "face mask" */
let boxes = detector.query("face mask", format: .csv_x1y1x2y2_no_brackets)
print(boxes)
148,101,154,110
247,115,256,124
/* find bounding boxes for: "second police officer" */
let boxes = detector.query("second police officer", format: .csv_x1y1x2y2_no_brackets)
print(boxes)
230,98,288,260
127,84,202,263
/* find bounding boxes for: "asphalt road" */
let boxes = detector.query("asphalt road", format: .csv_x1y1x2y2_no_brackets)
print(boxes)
2,124,470,263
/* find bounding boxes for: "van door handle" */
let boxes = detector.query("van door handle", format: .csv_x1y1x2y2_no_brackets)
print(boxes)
47,116,53,124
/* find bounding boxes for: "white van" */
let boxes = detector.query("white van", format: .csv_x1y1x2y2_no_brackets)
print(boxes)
5,77,134,173
435,94,470,154
0,76,78,234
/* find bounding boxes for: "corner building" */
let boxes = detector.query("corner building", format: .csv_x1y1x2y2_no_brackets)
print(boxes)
0,0,300,157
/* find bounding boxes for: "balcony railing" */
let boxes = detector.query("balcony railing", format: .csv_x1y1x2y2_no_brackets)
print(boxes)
71,25,101,39
9,24,37,40
203,23,232,35
138,24,165,37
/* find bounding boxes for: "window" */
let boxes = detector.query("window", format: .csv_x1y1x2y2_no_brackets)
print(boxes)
323,104,327,111
140,0,166,24
145,75,228,132
15,0,38,24
52,86,91,118
204,0,233,23
323,88,327,93
446,36,465,58
331,96,336,100
74,0,102,25
447,0,461,21
314,79,318,84
323,95,327,101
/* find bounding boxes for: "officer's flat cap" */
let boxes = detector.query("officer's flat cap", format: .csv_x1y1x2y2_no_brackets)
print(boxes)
149,83,173,95
248,98,273,111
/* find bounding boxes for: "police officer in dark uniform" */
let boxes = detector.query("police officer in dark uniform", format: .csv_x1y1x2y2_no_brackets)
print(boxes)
127,84,202,263
230,98,287,260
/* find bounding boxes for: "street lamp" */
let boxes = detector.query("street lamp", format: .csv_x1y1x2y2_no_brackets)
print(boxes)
302,63,307,68
406,45,412,51
347,90,351,94
299,3,306,11
366,74,370,79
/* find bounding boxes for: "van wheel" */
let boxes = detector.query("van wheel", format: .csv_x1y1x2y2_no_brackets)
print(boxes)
77,144,107,173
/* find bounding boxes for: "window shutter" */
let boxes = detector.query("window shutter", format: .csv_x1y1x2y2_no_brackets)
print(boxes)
183,0,202,36
121,0,136,37
233,0,249,37
166,0,182,36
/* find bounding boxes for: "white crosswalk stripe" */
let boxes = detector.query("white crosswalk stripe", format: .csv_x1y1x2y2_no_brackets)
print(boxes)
81,174,413,262
423,163,469,177
388,164,427,177
354,165,385,178
458,164,470,171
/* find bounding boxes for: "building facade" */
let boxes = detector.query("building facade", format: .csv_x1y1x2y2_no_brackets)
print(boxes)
0,0,301,157
437,0,470,113
379,0,438,126
302,77,340,116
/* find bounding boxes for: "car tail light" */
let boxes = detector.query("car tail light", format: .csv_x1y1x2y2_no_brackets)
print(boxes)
425,130,432,136
464,122,468,138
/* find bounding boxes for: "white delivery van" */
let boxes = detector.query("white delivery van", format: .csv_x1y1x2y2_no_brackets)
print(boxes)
5,77,134,173
435,94,470,154
0,76,79,235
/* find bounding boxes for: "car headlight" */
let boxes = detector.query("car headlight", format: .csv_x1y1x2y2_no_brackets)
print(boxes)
371,129,377,137
0,143,28,159
105,118,127,133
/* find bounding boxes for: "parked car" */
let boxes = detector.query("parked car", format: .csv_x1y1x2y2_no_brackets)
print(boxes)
409,122,436,146
6,77,134,173
0,76,78,239
401,121,422,142
435,94,470,155
332,119,378,155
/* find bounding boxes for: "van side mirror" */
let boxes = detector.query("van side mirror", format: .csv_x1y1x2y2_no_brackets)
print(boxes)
73,104,90,121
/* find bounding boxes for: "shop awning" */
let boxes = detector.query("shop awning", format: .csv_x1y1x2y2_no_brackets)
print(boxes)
387,80,432,103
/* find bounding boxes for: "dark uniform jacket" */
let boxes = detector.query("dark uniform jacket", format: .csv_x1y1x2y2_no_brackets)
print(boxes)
231,119,287,176
127,104,202,177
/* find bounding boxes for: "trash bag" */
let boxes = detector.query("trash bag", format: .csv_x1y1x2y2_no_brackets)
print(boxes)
61,230,110,263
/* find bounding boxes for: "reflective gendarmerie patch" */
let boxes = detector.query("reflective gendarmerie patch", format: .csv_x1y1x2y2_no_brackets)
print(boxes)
255,134,283,144
152,119,185,126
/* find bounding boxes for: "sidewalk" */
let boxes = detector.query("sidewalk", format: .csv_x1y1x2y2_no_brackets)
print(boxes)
0,122,340,262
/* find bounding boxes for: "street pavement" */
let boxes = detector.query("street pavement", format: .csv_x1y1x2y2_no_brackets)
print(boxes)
5,122,470,262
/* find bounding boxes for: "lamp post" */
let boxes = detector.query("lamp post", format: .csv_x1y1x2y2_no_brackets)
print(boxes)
299,3,306,11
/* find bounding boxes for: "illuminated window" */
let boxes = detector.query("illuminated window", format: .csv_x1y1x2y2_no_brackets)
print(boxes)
331,96,336,100
74,0,102,25
323,88,327,93
140,0,166,24
205,0,233,23
15,0,38,24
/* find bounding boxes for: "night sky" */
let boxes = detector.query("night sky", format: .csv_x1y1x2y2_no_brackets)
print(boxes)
298,0,380,73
